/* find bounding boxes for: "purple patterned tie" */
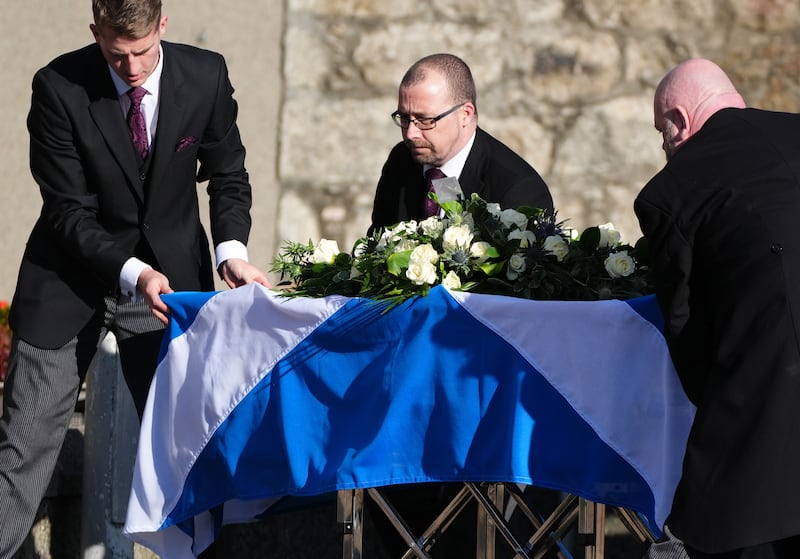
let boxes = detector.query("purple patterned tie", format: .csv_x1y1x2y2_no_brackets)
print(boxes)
127,87,149,160
423,167,446,218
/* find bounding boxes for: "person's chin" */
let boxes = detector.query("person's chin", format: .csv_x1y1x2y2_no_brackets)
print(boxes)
408,147,433,165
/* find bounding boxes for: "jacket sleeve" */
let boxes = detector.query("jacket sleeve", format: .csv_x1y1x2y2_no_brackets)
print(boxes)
198,53,252,247
635,187,708,404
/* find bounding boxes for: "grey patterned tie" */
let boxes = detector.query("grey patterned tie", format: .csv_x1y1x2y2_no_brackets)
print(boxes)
423,167,446,218
126,87,149,160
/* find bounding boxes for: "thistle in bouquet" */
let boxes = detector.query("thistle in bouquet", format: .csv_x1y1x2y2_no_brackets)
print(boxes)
0,300,11,382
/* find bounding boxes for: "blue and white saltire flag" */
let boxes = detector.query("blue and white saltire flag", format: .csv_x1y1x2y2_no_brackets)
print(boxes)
123,283,695,558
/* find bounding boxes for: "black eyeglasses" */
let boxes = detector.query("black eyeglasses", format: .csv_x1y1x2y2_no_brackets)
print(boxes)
391,103,465,130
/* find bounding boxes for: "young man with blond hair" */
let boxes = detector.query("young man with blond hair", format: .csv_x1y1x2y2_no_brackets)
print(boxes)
0,1,267,555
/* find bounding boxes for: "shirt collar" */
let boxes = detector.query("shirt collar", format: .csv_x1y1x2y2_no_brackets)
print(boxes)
109,43,164,100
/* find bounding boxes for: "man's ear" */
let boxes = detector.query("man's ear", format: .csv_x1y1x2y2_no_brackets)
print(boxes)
670,105,692,144
460,102,476,125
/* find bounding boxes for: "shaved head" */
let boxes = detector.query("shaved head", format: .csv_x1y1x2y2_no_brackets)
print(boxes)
654,58,746,158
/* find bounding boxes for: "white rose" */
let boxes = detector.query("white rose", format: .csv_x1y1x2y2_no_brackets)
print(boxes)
406,260,438,285
543,235,569,262
410,243,439,265
506,253,527,280
419,216,444,238
507,229,537,248
442,270,462,290
604,250,635,278
499,208,528,230
469,241,492,264
486,203,501,218
310,239,340,264
442,224,474,252
598,222,621,248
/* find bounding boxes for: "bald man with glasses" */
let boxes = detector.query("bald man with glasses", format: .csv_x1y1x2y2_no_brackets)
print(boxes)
371,52,553,230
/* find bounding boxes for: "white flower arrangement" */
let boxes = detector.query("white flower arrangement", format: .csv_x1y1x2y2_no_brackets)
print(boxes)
272,194,652,307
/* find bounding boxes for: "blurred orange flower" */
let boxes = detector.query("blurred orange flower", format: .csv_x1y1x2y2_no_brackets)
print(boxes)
0,300,11,382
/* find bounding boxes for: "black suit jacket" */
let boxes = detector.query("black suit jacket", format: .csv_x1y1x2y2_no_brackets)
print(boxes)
10,41,252,349
635,108,800,552
371,127,552,228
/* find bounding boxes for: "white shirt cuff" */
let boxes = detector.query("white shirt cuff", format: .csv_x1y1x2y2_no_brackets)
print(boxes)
120,258,152,301
215,240,249,269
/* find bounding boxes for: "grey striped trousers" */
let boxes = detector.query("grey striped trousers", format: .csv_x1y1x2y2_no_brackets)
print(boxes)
0,295,163,558
646,525,692,559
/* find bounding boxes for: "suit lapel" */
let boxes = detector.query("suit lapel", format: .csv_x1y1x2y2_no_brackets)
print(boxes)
459,128,489,200
86,48,145,204
148,42,187,203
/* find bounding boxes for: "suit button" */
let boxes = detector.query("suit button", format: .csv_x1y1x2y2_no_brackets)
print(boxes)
771,244,783,254
139,173,147,181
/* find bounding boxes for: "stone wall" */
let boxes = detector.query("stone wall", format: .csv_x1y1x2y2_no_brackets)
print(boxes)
2,0,800,296
277,0,800,261
0,1,282,298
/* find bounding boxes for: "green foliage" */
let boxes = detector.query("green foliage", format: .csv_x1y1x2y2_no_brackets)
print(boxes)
271,194,654,307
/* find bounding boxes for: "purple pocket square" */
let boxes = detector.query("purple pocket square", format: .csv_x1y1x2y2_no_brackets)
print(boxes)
175,136,198,152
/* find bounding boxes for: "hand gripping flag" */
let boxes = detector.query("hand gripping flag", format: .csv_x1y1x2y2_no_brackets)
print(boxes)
124,284,695,558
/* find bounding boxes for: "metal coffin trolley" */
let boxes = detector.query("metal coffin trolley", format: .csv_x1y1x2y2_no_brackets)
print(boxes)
337,485,655,558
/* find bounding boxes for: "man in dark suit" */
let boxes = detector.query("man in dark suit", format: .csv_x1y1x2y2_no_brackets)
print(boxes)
636,58,800,558
0,1,268,555
371,52,553,230
368,53,558,558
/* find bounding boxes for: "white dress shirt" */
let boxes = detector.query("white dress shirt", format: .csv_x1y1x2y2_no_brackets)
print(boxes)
422,130,477,217
107,45,249,298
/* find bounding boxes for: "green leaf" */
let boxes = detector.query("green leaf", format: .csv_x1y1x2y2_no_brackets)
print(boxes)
440,200,464,216
580,227,600,249
478,260,505,276
387,250,412,276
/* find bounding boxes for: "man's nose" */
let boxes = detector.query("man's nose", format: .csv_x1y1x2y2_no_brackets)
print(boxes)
403,121,423,140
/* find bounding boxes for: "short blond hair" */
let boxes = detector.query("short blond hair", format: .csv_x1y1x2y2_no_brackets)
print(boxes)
92,0,161,38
